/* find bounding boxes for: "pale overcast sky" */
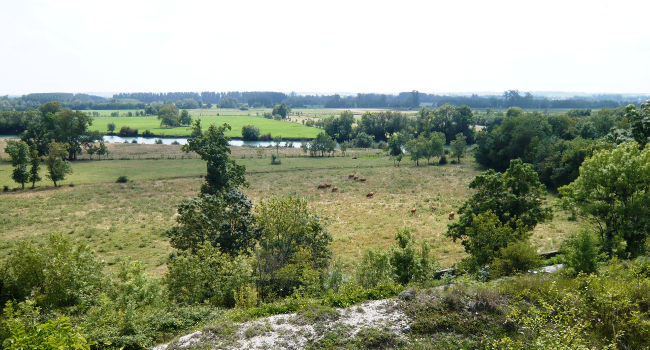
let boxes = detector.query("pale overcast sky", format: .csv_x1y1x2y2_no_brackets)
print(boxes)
1,0,649,95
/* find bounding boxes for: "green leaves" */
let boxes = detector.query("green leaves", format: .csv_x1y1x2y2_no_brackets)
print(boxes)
560,142,650,258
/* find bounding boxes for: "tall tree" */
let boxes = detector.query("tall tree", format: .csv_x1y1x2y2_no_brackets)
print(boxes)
28,147,41,188
560,142,650,258
4,140,30,189
182,120,246,195
158,104,180,127
45,142,72,187
450,133,467,163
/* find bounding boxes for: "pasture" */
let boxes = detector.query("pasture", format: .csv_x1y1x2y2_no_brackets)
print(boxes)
89,115,322,139
0,145,582,275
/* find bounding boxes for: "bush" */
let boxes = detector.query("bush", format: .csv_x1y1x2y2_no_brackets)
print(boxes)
1,302,90,350
259,133,272,141
255,195,332,300
141,130,155,137
561,230,601,276
270,154,281,165
241,125,260,141
355,249,393,288
438,155,447,165
165,244,253,307
115,175,128,183
0,234,103,308
154,139,163,144
491,240,541,277
118,126,138,136
390,229,438,285
2,186,7,192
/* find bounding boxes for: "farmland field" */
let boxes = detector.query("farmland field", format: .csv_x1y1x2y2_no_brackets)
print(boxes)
89,115,322,139
0,144,582,275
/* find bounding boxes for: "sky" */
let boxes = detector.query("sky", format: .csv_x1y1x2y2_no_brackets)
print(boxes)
1,0,649,95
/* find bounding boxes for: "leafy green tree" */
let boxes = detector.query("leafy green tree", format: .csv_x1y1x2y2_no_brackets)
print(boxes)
97,142,108,160
353,132,374,148
427,132,445,164
167,190,261,255
4,140,30,189
2,308,90,350
447,159,552,271
322,110,354,142
157,104,180,127
273,135,282,157
182,121,246,195
387,133,404,165
107,122,116,133
450,133,467,163
241,125,260,141
272,103,290,119
561,230,600,275
28,147,41,189
179,109,192,126
624,101,650,148
560,142,650,258
311,132,336,156
44,142,72,187
255,195,332,299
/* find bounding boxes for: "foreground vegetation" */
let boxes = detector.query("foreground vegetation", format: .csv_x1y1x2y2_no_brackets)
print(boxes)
0,101,648,349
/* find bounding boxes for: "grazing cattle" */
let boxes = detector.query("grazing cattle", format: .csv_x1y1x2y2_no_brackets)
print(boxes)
431,206,437,211
366,192,374,198
317,184,327,189
325,183,332,188
448,212,455,220
348,174,355,178
331,187,338,192
359,178,366,182
354,176,359,180
411,208,416,215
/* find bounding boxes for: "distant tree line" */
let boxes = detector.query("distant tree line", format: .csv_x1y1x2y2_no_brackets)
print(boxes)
4,90,642,112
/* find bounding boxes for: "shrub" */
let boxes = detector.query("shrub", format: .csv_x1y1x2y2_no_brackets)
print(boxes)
141,129,155,137
259,133,272,141
118,126,138,136
390,229,438,285
115,175,128,183
154,138,163,144
2,186,7,192
270,154,281,165
2,302,90,350
165,244,253,307
241,125,260,141
355,249,393,288
255,195,332,300
491,240,541,277
0,234,103,308
561,230,601,276
438,155,448,165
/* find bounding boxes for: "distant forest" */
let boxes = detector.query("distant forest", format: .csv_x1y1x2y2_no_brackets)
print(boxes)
1,90,648,111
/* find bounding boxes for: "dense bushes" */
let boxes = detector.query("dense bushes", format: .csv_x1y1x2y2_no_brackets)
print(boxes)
241,125,260,141
0,234,103,309
118,126,138,136
355,229,438,288
166,245,252,307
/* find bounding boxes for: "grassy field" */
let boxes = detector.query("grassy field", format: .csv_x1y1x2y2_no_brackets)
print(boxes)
89,115,322,139
0,145,583,275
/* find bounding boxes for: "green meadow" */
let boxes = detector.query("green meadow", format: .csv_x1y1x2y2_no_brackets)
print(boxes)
89,115,322,139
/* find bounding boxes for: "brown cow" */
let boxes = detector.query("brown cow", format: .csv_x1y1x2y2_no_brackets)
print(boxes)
325,184,332,188
411,208,416,215
366,192,374,198
354,176,359,180
448,212,455,220
431,206,437,211
331,187,338,192
348,174,355,178
359,178,366,182
317,184,327,189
